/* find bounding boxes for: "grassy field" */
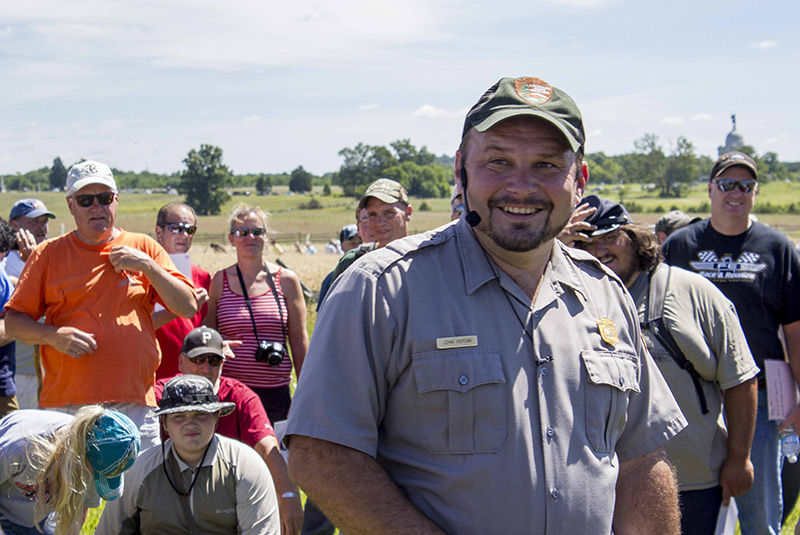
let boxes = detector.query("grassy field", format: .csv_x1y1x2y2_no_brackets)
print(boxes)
2,185,798,532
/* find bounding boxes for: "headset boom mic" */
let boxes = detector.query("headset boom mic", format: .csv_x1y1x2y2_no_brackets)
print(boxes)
465,210,481,227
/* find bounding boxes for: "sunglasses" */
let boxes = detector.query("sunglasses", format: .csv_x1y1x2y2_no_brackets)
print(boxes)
233,227,266,237
162,222,197,236
71,192,116,208
187,354,224,366
713,179,757,193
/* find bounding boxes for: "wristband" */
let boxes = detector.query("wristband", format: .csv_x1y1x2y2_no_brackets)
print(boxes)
281,492,298,499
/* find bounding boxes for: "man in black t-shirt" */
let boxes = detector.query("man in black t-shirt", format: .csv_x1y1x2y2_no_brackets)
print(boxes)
663,151,800,535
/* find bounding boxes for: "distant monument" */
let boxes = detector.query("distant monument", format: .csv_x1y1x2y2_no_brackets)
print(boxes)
718,114,746,156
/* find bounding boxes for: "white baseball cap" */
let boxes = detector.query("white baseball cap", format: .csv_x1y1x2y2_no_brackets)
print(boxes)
66,160,117,193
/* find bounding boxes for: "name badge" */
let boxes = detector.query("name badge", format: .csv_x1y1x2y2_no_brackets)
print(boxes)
596,318,619,346
436,335,478,350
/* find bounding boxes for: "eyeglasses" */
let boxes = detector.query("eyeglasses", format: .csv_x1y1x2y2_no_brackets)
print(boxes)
71,192,116,208
161,222,197,236
713,179,757,193
232,227,266,237
186,354,224,367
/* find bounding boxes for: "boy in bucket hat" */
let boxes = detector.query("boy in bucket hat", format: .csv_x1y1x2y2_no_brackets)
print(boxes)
98,374,280,535
0,405,139,535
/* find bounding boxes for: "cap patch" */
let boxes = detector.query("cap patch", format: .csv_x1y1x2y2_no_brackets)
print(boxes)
514,77,553,106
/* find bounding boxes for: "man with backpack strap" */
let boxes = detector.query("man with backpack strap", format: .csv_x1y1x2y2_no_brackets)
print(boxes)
570,195,759,535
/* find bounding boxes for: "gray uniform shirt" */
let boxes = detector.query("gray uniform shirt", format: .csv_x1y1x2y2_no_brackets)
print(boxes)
286,218,687,535
97,434,279,535
0,410,100,527
630,264,759,490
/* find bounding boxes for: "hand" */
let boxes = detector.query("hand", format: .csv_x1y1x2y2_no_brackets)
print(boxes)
779,404,800,431
719,454,754,506
279,494,304,535
558,202,597,247
52,326,98,358
195,287,209,307
15,228,37,262
222,340,242,359
108,245,154,274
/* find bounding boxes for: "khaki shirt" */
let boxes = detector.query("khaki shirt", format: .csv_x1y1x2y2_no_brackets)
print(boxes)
287,218,686,535
631,264,759,489
97,435,279,535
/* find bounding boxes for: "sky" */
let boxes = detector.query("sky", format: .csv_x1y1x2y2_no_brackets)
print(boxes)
2,0,798,177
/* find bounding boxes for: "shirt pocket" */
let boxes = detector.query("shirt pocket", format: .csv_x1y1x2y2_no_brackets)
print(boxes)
581,350,641,454
412,350,507,454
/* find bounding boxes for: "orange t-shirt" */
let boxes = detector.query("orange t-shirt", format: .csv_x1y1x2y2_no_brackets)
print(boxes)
6,230,195,408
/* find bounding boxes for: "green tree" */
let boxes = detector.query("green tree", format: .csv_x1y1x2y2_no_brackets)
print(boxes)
663,136,699,197
49,157,67,190
760,152,789,182
255,174,272,194
632,134,668,196
289,166,313,193
390,139,435,166
179,144,232,216
336,143,398,196
322,181,332,196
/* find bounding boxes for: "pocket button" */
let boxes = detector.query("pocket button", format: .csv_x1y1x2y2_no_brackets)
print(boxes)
459,375,468,386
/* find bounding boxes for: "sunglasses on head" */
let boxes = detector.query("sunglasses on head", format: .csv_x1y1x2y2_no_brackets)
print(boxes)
233,227,266,237
713,178,757,193
162,222,197,236
72,192,116,208
187,354,224,366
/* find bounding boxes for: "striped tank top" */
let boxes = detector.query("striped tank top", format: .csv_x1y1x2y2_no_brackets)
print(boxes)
217,268,292,389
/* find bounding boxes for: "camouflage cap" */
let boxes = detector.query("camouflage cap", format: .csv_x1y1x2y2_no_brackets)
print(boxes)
463,76,585,153
357,178,409,212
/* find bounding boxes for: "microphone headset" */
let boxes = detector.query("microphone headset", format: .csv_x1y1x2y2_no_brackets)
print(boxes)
459,166,482,227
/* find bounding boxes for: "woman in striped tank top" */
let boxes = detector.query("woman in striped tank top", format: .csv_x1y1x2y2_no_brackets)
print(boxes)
205,204,308,423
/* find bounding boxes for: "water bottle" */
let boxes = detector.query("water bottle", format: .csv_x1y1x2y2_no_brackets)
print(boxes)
780,425,800,463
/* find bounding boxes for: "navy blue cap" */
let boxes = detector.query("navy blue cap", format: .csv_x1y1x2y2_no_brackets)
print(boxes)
9,199,55,221
582,195,632,237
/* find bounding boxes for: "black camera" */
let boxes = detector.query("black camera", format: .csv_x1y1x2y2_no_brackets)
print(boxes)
255,341,287,367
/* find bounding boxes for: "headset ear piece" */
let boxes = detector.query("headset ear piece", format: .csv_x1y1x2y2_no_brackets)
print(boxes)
459,166,468,188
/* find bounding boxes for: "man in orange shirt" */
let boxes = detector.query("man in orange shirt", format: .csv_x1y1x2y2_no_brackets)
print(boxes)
5,160,197,449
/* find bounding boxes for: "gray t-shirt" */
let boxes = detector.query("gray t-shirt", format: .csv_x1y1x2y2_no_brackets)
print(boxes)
630,264,759,490
287,218,687,534
0,409,100,527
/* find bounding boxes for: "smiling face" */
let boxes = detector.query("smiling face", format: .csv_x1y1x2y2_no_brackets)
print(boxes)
457,117,587,255
577,228,641,288
365,198,412,248
708,166,758,230
164,411,218,466
67,184,118,245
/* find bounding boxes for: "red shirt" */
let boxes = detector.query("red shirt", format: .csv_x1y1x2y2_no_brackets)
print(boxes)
155,265,210,380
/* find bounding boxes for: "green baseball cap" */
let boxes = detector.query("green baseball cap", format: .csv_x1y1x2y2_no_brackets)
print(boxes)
462,76,585,153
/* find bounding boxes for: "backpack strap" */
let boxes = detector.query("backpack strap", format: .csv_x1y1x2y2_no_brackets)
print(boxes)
644,264,710,415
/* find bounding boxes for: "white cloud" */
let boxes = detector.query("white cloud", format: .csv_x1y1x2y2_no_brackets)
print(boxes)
413,105,464,119
661,117,684,125
544,0,619,8
750,40,776,49
244,115,261,123
692,113,713,121
358,104,378,110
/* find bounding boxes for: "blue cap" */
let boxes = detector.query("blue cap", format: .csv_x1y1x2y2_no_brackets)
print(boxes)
9,198,56,221
85,411,140,501
339,224,358,243
582,195,632,237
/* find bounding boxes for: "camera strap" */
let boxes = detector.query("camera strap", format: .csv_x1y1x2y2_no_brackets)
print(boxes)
236,263,288,346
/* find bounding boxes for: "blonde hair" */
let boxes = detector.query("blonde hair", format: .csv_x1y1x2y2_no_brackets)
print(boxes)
228,204,271,234
27,405,106,535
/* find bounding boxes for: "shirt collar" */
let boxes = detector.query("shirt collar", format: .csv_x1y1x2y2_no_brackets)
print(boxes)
456,218,589,305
